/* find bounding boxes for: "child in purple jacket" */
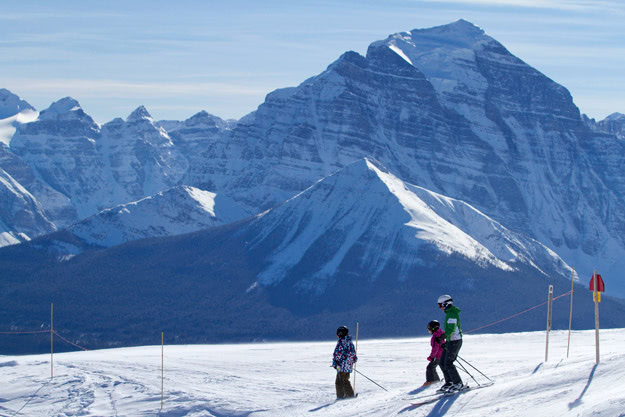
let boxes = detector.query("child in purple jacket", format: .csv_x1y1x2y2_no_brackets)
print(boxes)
332,325,358,399
424,320,445,386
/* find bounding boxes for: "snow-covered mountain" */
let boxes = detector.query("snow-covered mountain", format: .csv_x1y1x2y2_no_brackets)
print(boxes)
247,158,570,294
0,97,238,246
97,106,188,210
7,100,187,221
0,167,56,246
9,158,622,353
165,111,238,193
0,88,34,120
0,142,78,228
68,185,247,248
1,20,625,298
194,20,625,295
8,97,104,223
0,89,37,147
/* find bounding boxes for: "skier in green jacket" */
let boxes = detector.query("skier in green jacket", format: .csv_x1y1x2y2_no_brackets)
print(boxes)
436,294,464,393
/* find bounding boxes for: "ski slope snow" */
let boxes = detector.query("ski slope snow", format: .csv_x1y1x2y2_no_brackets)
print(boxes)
1,329,624,416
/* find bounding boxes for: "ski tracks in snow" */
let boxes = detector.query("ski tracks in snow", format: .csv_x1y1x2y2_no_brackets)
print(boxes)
2,331,625,416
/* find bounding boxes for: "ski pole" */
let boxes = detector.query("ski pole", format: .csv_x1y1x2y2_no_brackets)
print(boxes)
456,360,481,387
457,356,493,383
354,369,388,392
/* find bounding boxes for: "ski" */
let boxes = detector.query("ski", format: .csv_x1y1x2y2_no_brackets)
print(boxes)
409,381,494,406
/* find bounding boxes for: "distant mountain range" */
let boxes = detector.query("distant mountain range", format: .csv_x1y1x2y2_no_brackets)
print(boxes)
2,157,623,353
1,20,625,352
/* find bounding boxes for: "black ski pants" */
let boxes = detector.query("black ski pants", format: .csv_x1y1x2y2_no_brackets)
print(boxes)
441,339,463,385
335,371,355,399
426,359,441,382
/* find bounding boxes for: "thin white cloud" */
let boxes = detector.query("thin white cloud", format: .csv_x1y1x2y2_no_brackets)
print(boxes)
0,11,125,21
418,0,624,12
2,79,271,98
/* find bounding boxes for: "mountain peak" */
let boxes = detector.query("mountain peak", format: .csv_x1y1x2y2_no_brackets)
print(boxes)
185,110,217,126
0,88,36,119
448,19,484,33
127,106,153,122
406,19,487,48
604,112,625,122
39,97,89,121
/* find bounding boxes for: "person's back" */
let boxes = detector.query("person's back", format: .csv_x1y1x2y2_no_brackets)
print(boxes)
332,326,358,399
444,305,462,342
437,295,464,393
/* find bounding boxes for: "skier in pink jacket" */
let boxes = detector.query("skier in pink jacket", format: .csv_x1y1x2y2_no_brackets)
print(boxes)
423,320,445,386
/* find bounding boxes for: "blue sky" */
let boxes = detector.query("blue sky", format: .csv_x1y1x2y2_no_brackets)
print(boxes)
1,0,623,123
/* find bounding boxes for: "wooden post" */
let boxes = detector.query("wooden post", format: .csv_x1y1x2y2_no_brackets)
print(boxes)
353,322,359,393
51,302,54,379
161,332,164,410
567,268,575,358
593,271,600,364
545,285,553,362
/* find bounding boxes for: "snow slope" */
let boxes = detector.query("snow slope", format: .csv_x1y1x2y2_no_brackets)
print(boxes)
1,329,623,416
69,185,247,248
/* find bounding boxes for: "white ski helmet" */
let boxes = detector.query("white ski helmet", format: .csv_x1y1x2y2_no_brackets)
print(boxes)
437,294,453,308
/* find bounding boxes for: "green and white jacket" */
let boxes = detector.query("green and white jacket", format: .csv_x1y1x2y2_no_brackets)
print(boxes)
444,305,462,342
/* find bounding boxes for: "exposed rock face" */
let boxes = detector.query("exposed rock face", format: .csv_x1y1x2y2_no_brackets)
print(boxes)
97,106,188,207
9,101,187,220
9,98,104,219
0,143,77,227
597,112,625,139
166,111,236,193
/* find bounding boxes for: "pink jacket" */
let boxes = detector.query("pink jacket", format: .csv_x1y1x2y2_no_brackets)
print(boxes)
428,328,445,361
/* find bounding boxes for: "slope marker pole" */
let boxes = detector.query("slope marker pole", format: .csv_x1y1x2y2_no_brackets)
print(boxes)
567,267,575,358
161,331,164,411
593,271,600,364
353,322,359,393
51,302,54,379
545,285,553,362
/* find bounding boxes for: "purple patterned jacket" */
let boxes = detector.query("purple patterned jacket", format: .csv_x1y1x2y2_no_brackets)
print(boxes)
332,335,358,373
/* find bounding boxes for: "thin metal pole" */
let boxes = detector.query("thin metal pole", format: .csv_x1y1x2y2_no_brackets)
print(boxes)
457,356,494,383
456,360,480,386
51,303,54,379
567,268,575,358
353,322,359,393
354,369,388,391
161,332,164,410
593,271,600,364
545,285,553,362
